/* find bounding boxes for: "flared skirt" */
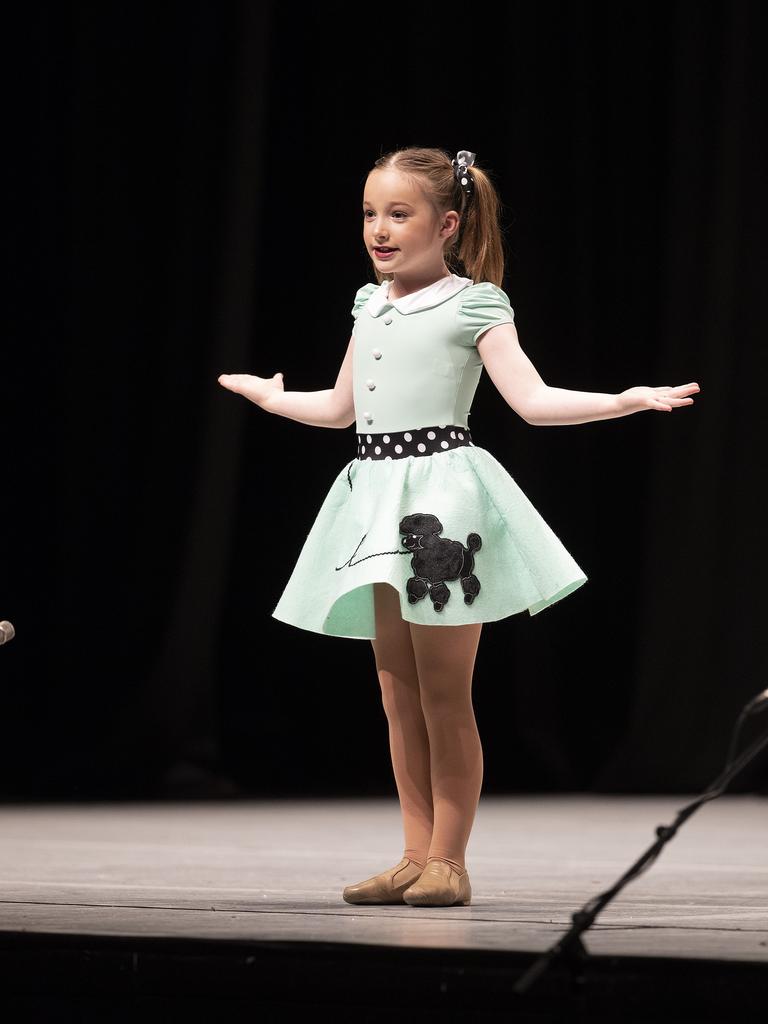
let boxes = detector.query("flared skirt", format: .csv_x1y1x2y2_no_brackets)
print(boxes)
272,445,587,639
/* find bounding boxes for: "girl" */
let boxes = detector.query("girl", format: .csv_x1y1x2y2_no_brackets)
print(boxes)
218,147,700,909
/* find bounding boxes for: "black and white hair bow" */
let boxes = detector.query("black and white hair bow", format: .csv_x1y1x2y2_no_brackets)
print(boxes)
451,150,476,196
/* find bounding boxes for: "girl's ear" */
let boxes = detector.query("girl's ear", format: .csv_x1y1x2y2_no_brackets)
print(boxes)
440,210,460,240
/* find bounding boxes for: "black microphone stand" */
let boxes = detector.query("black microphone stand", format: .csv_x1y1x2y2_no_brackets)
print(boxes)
513,687,768,995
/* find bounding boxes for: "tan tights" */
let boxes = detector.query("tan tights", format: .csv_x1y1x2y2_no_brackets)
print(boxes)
370,582,483,873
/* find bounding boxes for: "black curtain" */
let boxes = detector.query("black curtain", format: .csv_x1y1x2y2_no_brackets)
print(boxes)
3,1,767,799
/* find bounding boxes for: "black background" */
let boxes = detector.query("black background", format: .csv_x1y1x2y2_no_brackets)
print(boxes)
3,1,767,800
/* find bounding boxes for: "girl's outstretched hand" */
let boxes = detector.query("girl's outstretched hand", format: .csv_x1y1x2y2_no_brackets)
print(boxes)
617,382,700,414
217,371,284,407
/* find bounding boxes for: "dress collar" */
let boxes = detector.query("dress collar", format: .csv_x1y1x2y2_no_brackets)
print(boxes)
365,273,473,317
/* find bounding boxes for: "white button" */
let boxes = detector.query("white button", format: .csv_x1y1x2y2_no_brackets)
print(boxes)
372,349,382,359
364,413,373,423
366,379,376,390
384,317,393,325
366,434,372,442
374,445,381,455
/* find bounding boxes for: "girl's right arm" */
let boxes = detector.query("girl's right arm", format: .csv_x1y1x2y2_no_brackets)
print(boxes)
217,334,356,429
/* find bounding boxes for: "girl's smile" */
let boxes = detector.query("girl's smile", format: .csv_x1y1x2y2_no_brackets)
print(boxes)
372,246,399,261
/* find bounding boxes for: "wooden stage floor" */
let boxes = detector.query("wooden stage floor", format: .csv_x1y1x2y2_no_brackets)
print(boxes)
0,794,766,1020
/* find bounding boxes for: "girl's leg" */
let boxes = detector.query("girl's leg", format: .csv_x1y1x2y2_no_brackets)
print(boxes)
409,620,483,872
370,582,434,867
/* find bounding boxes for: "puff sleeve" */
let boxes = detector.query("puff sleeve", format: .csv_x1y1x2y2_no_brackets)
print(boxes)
456,282,515,346
350,282,378,328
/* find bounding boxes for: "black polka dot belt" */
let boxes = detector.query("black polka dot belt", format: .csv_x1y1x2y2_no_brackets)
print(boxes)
356,424,473,460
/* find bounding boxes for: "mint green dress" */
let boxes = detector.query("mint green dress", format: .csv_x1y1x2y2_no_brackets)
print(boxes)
272,275,587,639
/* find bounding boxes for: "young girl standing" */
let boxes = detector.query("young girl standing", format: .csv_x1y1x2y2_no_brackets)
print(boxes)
218,147,700,908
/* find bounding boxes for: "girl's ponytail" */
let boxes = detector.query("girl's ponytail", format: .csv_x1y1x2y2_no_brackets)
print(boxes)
450,163,505,287
369,147,507,287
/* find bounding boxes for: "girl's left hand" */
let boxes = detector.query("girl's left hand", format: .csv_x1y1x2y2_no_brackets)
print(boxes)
618,382,701,414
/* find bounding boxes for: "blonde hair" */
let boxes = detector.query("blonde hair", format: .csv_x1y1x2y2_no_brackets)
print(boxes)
367,146,507,286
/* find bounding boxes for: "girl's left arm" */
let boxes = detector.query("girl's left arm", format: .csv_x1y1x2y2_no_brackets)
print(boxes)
477,323,700,426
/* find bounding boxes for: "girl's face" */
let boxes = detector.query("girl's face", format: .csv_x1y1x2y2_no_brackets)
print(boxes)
363,169,459,277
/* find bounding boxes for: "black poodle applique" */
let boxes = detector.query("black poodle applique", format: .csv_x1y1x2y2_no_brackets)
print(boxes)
399,513,482,612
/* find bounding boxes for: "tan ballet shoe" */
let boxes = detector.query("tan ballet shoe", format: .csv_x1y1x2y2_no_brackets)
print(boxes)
402,858,472,907
342,856,426,905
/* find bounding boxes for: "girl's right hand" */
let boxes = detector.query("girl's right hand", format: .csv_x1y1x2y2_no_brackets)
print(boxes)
217,371,284,407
